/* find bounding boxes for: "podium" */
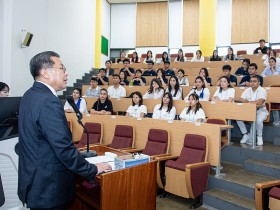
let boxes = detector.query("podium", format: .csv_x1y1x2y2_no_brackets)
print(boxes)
68,145,157,210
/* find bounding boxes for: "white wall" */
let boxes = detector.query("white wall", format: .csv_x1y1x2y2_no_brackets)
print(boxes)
101,0,111,67
270,0,280,43
111,3,136,49
216,0,231,47
169,1,183,49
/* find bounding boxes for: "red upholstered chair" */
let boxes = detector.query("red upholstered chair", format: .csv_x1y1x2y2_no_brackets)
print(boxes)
157,134,210,208
76,122,102,149
141,54,146,58
255,180,280,210
155,54,162,59
237,50,247,55
109,125,135,149
185,53,194,58
206,118,228,149
127,54,132,58
270,85,280,122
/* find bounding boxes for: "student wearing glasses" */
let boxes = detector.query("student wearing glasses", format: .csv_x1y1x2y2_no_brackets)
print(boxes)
126,92,147,118
143,78,164,99
165,76,182,100
184,76,210,102
180,93,206,122
236,76,268,146
90,88,113,115
152,92,176,120
212,76,235,102
64,88,88,114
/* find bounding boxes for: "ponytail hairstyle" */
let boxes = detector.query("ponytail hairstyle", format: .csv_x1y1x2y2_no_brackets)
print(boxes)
186,93,202,114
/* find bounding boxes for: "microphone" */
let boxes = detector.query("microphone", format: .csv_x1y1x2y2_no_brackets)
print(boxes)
66,96,83,121
66,95,96,158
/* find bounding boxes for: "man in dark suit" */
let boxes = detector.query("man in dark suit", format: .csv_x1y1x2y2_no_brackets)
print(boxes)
18,51,111,210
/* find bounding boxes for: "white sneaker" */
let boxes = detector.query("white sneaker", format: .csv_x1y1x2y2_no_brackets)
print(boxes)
257,136,263,146
240,134,249,144
273,121,280,127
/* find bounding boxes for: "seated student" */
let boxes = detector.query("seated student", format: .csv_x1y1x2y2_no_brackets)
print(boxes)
152,92,176,120
236,76,268,146
97,68,109,85
90,88,113,115
117,51,126,63
120,58,135,77
174,49,186,62
84,77,100,97
105,60,114,77
263,49,280,67
119,70,129,86
212,76,235,102
160,51,170,63
262,47,272,61
216,65,237,87
64,88,88,114
191,50,204,62
132,69,146,86
165,76,182,100
177,69,189,86
223,47,238,61
157,68,168,86
210,50,221,61
235,59,250,76
126,92,147,118
180,93,206,122
143,78,164,99
199,68,212,86
142,61,157,76
143,50,155,63
130,51,140,63
0,82,10,97
239,63,263,87
185,76,210,102
261,57,280,76
164,61,175,76
254,39,268,55
107,74,126,98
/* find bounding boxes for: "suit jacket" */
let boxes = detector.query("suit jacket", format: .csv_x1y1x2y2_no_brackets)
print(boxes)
18,82,97,208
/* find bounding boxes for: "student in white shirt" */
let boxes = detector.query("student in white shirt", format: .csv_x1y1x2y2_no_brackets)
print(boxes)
126,91,147,118
212,76,235,102
177,69,189,86
184,76,210,102
64,88,88,114
107,74,126,98
191,50,204,62
143,50,155,64
236,76,269,146
165,76,183,100
152,92,176,120
180,93,206,122
263,50,280,67
143,78,164,99
174,49,186,62
84,77,100,97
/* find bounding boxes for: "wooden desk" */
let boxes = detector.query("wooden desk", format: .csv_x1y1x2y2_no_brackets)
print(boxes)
69,145,157,210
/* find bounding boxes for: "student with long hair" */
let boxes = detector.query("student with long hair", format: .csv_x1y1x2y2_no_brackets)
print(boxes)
174,49,186,62
157,68,168,86
223,47,237,61
261,57,280,76
119,70,129,86
199,68,212,86
143,50,154,63
143,78,164,99
177,69,189,86
117,51,126,63
161,51,170,63
90,88,113,115
263,50,280,67
180,93,206,122
165,76,182,100
152,92,176,120
64,88,88,114
131,51,140,63
210,50,221,61
212,76,235,102
191,50,204,62
126,91,147,118
0,82,9,97
184,76,210,101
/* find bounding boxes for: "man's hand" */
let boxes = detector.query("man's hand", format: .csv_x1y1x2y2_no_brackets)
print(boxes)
95,163,112,174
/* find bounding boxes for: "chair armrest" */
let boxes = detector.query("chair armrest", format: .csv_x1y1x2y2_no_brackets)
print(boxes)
185,162,210,199
256,180,280,189
150,153,171,160
154,155,179,161
121,148,144,153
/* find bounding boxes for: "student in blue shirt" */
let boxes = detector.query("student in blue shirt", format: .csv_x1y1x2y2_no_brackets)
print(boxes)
261,57,280,76
235,59,250,76
142,61,157,76
164,61,175,76
216,65,237,87
97,68,109,85
239,63,263,87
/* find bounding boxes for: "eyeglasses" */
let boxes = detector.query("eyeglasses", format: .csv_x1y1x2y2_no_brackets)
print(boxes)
249,80,258,83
